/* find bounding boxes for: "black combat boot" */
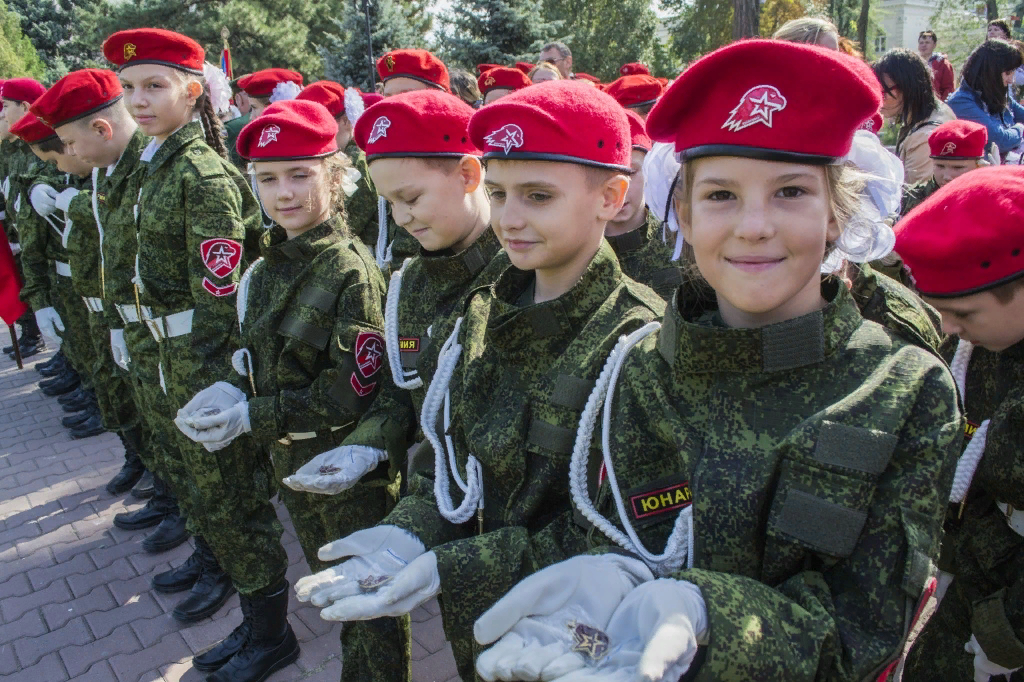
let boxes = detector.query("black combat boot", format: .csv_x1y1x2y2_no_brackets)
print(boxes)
172,541,235,623
152,536,208,593
106,427,146,495
14,334,46,359
36,351,64,374
112,475,174,530
207,580,299,682
69,412,106,439
39,368,79,396
58,385,88,406
131,470,155,499
142,512,188,553
192,590,252,672
62,404,98,428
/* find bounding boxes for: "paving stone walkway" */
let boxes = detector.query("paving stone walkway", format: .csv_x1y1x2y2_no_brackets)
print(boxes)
0,347,460,681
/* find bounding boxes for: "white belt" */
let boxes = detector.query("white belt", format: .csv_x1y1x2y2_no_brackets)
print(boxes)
146,309,194,342
55,261,71,277
115,302,153,324
278,425,346,445
82,297,104,313
997,501,1024,537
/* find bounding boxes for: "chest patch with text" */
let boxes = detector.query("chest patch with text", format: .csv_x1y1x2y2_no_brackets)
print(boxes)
399,337,420,352
626,475,692,525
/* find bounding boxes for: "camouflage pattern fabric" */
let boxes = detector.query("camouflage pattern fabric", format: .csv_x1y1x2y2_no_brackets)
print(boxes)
605,209,683,301
1,138,38,242
381,242,665,677
849,261,945,354
900,176,939,218
904,339,1024,680
223,111,250,172
341,226,509,481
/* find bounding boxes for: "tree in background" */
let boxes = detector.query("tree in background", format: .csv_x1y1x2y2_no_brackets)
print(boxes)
8,0,105,82
436,0,562,72
0,0,44,79
539,0,657,81
734,0,761,37
319,0,431,90
649,37,680,79
760,0,808,36
661,0,732,63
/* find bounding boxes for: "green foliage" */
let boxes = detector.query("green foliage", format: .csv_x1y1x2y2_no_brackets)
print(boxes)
539,0,657,82
928,0,1014,71
8,0,107,82
318,0,431,90
661,0,732,63
436,0,562,72
649,37,680,79
0,0,44,79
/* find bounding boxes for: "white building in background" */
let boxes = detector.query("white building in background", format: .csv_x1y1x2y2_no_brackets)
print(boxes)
876,0,940,50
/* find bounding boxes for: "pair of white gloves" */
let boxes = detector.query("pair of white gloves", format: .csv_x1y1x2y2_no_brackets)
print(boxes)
296,525,708,682
24,186,82,347
174,381,252,451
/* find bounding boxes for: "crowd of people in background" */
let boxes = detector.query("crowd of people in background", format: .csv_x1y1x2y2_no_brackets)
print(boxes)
1,14,1024,682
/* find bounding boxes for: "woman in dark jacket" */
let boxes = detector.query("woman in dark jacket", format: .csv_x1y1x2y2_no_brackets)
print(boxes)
947,39,1024,156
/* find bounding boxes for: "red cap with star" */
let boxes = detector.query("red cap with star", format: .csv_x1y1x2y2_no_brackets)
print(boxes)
477,63,502,75
103,28,204,74
297,80,346,118
9,112,58,145
469,80,631,172
30,69,123,128
515,62,535,75
895,166,1024,297
354,89,479,160
647,39,881,163
620,63,651,77
360,92,383,108
625,110,652,152
477,67,531,97
1,78,46,104
377,49,450,93
236,100,338,161
238,69,304,98
604,75,663,110
928,119,987,160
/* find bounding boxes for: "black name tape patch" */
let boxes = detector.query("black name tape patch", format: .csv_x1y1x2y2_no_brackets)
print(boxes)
626,474,692,526
964,419,980,443
399,337,420,352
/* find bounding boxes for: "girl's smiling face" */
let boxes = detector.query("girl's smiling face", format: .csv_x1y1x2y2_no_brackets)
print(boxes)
120,63,198,142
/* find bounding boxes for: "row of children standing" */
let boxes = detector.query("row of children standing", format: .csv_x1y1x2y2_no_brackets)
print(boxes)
4,24,1022,682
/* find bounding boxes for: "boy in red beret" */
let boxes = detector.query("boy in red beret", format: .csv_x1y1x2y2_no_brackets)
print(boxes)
605,110,680,300
291,80,665,681
897,166,1024,682
236,68,304,119
604,74,664,119
901,119,989,215
377,48,450,96
477,66,531,105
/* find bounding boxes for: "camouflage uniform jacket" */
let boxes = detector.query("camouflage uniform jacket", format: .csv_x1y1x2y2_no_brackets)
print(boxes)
382,241,665,639
16,164,75,311
900,177,939,217
938,337,1024,670
64,171,106,300
569,278,962,681
1,138,36,241
605,210,682,301
224,112,250,172
240,218,388,442
133,122,261,392
849,261,944,354
341,227,509,478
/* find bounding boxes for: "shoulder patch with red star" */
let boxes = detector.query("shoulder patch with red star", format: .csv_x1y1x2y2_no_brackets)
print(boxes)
201,238,243,278
350,331,385,397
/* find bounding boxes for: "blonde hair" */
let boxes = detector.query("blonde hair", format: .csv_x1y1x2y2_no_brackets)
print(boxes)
773,17,840,47
528,62,562,82
163,67,228,157
324,153,352,231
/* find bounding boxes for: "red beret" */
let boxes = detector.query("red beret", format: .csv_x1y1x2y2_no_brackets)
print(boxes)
297,80,345,117
103,28,204,74
620,63,651,77
469,80,631,172
625,110,651,152
360,92,383,108
862,111,883,134
929,119,987,159
574,72,601,84
647,39,881,163
377,49,450,93
477,63,502,75
30,69,123,128
236,100,338,161
354,89,478,160
478,67,531,96
894,166,1024,297
515,62,534,75
9,112,58,145
1,78,46,104
238,69,304,98
605,75,663,110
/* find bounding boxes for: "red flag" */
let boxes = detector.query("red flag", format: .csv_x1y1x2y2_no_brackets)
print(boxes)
0,226,27,324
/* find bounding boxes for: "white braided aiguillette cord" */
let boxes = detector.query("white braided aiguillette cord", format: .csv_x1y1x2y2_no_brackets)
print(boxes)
948,339,990,504
385,259,422,389
376,196,392,270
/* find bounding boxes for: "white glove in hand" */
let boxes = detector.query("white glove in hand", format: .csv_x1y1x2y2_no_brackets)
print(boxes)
29,184,59,217
319,550,440,621
966,635,1021,682
34,307,64,344
176,400,250,450
294,525,426,610
8,242,19,255
474,555,655,682
283,445,388,495
54,187,81,213
177,380,247,420
110,329,130,369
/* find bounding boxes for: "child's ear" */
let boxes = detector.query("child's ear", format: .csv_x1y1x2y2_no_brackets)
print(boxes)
459,155,483,194
92,118,115,142
596,174,629,221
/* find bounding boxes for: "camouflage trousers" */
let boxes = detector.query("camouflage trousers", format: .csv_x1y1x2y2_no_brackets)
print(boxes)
83,308,137,432
271,436,411,682
49,271,93,390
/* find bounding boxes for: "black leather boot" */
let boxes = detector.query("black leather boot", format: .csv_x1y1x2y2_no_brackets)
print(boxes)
36,351,64,374
141,512,188,553
106,428,146,495
112,476,173,530
131,470,155,499
172,543,235,623
152,536,207,593
11,334,45,359
69,413,105,439
193,590,253,672
39,369,79,396
61,389,95,412
62,405,97,429
207,580,299,682
58,386,88,406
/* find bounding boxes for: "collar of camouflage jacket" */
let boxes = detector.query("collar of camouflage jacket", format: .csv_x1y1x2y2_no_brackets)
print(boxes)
419,226,502,285
145,120,204,175
105,128,150,193
659,277,863,374
260,217,343,263
605,208,657,255
486,239,624,350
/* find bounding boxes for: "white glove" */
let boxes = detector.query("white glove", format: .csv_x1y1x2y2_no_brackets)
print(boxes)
294,525,425,609
319,550,440,621
34,307,64,344
13,193,21,216
54,187,80,213
474,555,655,682
2,176,11,201
283,445,388,495
110,328,130,369
29,184,59,217
175,400,250,451
966,635,1021,682
8,242,19,255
